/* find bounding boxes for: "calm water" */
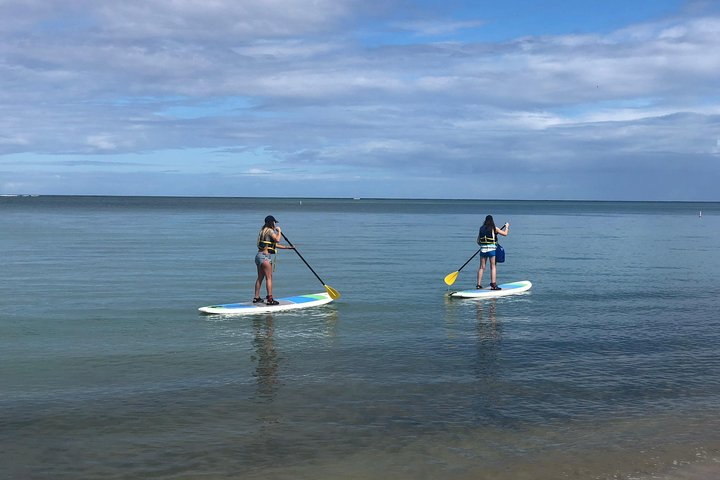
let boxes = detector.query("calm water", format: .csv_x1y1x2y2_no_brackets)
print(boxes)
1,196,720,480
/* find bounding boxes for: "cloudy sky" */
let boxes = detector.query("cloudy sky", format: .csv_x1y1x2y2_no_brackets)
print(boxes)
1,0,719,200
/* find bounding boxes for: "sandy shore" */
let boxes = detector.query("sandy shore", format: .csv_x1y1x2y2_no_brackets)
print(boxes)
640,459,720,480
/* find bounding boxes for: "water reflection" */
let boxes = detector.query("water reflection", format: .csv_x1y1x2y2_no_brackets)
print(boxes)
250,307,339,402
443,295,502,343
474,299,501,345
472,300,502,378
443,296,503,372
443,296,506,422
251,316,279,401
321,308,339,338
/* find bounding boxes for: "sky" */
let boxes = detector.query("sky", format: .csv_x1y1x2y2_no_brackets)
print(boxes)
1,0,719,200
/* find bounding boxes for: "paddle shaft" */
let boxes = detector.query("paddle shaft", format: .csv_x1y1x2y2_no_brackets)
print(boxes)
281,232,327,285
457,248,482,272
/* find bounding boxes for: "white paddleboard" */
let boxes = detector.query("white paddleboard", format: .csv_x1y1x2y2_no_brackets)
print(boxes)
449,280,532,299
199,292,333,315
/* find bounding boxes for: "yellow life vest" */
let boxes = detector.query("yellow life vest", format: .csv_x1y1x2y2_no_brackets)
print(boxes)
257,228,277,254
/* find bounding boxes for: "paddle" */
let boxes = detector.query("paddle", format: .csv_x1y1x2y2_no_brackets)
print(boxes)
444,248,482,286
281,232,341,300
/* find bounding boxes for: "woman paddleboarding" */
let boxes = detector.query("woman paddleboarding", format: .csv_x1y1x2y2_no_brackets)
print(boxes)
254,215,293,305
476,215,509,290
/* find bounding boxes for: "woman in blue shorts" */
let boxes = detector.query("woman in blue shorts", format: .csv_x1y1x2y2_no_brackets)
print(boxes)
254,215,293,305
476,215,509,290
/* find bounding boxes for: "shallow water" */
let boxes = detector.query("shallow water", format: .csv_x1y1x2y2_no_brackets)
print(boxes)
1,196,719,479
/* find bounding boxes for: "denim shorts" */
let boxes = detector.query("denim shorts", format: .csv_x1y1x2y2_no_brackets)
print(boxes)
255,252,272,266
479,249,496,258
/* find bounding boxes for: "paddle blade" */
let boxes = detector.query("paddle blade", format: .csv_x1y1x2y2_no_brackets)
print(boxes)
444,271,459,286
325,284,341,300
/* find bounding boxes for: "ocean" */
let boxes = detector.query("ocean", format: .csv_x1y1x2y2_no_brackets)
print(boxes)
1,196,719,479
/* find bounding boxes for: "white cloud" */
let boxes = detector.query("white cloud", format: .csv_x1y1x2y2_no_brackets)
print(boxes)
392,19,486,36
0,0,358,38
0,134,29,146
245,168,271,175
85,135,118,151
0,1,719,199
232,40,339,60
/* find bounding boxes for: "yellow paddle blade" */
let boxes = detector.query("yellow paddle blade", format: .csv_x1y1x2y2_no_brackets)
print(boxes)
444,271,459,286
325,284,341,300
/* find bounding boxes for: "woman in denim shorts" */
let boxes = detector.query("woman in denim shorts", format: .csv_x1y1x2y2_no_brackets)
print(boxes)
476,215,509,290
254,215,294,305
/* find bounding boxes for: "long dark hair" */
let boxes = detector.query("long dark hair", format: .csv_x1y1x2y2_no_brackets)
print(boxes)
482,215,496,233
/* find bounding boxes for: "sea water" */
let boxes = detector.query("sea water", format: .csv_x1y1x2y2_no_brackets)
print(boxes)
1,196,719,480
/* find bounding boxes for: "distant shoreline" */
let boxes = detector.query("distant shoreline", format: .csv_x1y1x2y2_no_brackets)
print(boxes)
1,193,718,204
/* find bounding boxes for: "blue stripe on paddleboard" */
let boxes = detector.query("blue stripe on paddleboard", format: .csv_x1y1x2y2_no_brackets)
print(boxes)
206,303,255,309
283,294,325,303
206,294,326,309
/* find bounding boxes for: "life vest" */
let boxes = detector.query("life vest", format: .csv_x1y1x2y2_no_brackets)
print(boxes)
477,226,496,245
257,228,277,254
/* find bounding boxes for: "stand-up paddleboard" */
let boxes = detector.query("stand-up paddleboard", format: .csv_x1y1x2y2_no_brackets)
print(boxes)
199,292,333,315
449,280,532,299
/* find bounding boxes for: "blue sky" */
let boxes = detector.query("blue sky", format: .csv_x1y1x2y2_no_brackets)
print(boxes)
1,0,719,200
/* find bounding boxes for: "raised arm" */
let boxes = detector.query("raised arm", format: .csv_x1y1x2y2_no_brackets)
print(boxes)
496,222,510,237
272,227,294,249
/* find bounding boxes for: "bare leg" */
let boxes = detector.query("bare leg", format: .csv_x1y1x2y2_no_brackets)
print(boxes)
477,256,487,287
254,263,265,298
261,260,273,297
490,256,497,285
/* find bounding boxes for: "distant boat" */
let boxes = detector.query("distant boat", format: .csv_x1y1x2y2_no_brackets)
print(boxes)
699,210,702,218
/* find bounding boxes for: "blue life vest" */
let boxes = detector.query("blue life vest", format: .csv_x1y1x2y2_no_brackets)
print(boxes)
477,226,495,245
